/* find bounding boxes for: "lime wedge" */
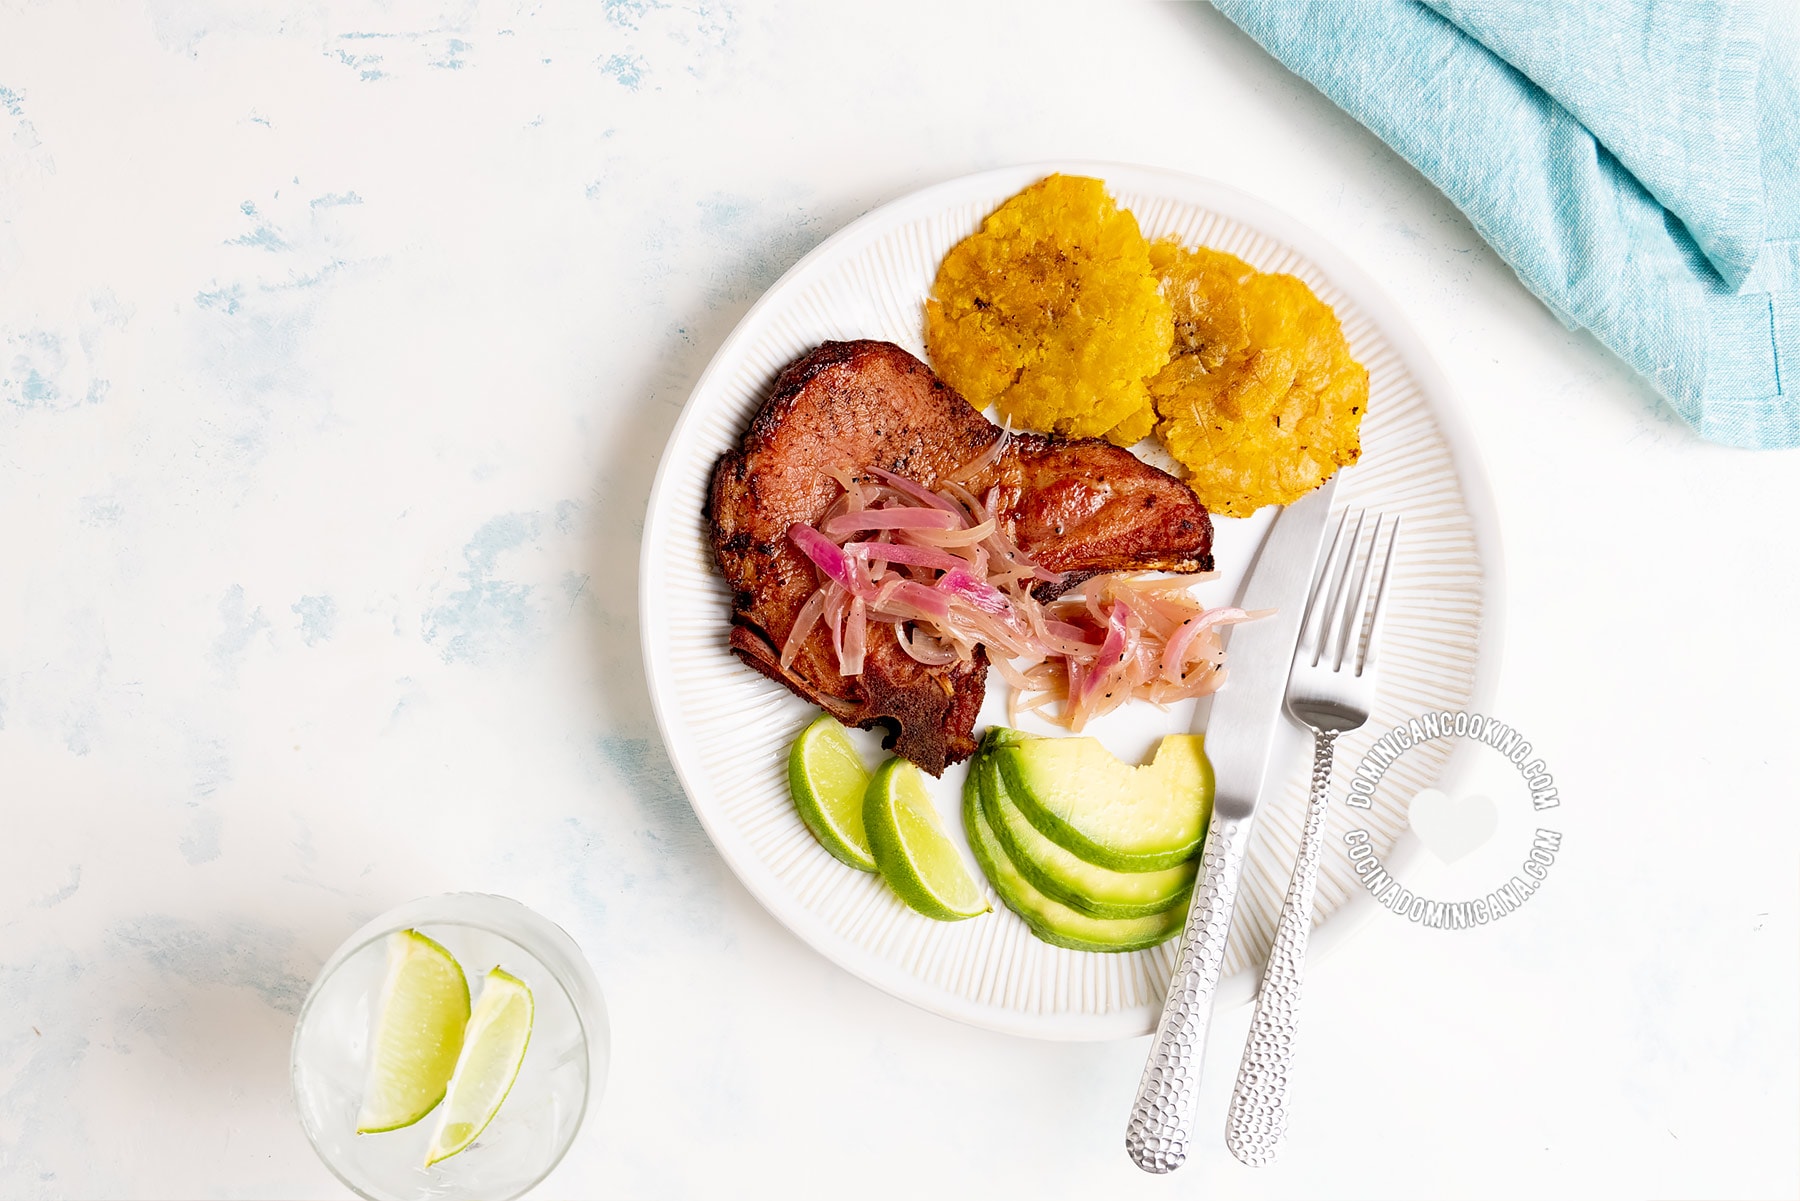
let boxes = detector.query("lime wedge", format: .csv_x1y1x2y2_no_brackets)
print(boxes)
356,930,471,1134
424,967,535,1166
789,714,877,871
863,756,990,921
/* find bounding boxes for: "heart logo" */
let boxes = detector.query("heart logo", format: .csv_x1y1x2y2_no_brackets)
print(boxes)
1407,788,1498,863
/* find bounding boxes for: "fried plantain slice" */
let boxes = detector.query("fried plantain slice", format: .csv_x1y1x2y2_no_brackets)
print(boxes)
1151,268,1366,518
925,175,1171,447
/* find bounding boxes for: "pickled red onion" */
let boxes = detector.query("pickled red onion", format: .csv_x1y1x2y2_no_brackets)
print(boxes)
783,465,1258,728
843,541,969,574
822,508,960,537
788,522,857,593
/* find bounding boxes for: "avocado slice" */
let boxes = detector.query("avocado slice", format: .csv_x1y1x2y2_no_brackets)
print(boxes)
997,733,1214,872
980,754,1195,919
962,759,1186,953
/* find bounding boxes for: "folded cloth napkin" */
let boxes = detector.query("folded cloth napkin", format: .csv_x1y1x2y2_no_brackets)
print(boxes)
1212,0,1800,449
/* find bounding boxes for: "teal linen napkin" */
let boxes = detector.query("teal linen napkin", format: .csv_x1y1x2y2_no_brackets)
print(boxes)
1212,0,1800,449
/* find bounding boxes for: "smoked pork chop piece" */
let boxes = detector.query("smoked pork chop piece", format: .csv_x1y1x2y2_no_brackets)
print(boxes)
708,340,1213,775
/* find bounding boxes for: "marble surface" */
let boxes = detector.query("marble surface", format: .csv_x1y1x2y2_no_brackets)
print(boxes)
2,3,1797,1198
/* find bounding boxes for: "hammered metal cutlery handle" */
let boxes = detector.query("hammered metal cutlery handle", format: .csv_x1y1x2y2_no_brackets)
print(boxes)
1225,729,1339,1166
1125,813,1251,1173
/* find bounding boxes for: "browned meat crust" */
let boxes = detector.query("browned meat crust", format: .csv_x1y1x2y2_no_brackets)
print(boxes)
708,340,1213,774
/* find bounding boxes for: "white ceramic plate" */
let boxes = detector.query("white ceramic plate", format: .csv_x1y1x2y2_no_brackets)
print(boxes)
640,163,1503,1040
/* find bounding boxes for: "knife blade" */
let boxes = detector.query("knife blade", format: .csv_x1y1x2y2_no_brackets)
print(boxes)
1125,475,1340,1174
1203,474,1340,822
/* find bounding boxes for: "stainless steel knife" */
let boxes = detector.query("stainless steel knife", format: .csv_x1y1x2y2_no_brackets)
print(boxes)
1124,475,1341,1174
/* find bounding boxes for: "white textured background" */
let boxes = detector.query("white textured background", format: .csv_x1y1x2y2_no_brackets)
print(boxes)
1,3,1796,1199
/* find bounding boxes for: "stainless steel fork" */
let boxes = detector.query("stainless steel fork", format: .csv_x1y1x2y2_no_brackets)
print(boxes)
1224,509,1399,1166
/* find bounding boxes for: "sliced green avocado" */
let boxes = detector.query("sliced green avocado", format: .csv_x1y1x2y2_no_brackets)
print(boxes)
962,758,1186,953
980,754,1194,919
997,733,1214,872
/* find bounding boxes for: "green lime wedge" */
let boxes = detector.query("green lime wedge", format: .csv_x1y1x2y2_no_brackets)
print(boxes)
424,967,535,1167
863,756,990,921
356,930,471,1134
789,714,877,871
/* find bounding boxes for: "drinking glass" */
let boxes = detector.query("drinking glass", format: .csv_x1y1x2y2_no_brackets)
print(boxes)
291,893,608,1201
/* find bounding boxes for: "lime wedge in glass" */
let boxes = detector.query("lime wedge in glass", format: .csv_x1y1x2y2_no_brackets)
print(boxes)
863,756,990,921
424,967,535,1166
356,930,471,1134
788,713,877,871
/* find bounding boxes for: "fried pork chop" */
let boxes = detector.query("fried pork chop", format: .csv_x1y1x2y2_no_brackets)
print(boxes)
708,340,1213,774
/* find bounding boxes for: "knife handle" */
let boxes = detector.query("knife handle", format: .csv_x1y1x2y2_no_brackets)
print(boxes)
1125,812,1251,1173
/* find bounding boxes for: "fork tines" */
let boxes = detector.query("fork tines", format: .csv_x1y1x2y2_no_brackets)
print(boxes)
1297,509,1400,679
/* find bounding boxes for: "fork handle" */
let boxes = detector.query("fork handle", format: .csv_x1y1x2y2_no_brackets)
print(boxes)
1225,728,1339,1166
1125,811,1251,1173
